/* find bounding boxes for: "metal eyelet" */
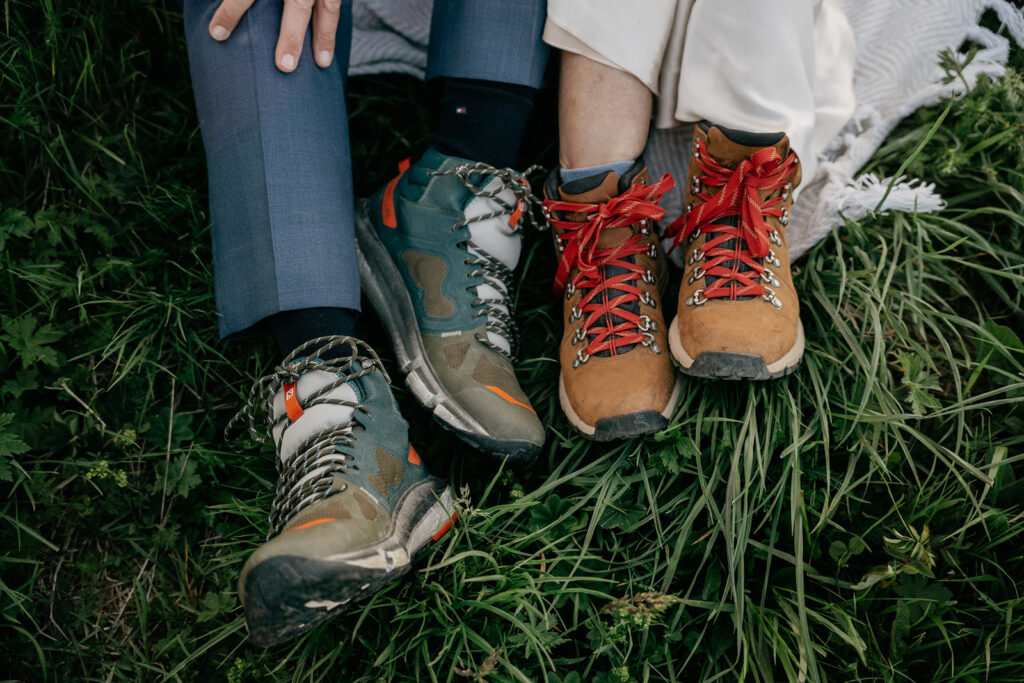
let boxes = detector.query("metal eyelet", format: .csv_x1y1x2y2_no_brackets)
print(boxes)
687,266,705,285
780,183,791,201
568,305,581,323
572,326,586,344
769,228,783,247
687,289,706,307
767,249,782,267
639,291,656,308
688,248,704,266
686,202,694,213
763,287,783,309
642,332,661,354
638,315,659,332
691,176,702,194
780,208,789,226
572,348,590,369
647,244,658,258
693,146,701,159
642,268,655,284
762,268,781,288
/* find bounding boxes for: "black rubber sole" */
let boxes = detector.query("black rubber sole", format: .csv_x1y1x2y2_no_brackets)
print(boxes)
241,479,453,647
591,410,668,442
243,552,412,647
430,416,541,469
679,351,801,381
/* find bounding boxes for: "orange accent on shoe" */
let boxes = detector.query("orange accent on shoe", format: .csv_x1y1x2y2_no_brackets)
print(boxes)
381,176,400,229
381,158,412,229
283,382,303,422
408,444,421,465
283,517,335,533
508,200,524,228
484,385,537,415
432,513,457,541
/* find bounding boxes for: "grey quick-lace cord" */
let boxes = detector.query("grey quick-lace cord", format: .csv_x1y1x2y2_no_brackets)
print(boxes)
225,336,390,536
429,162,545,361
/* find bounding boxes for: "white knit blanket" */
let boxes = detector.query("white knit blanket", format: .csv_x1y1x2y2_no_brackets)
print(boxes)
350,0,1024,259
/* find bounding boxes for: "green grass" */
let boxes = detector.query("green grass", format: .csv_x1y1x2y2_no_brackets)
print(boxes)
2,2,1024,681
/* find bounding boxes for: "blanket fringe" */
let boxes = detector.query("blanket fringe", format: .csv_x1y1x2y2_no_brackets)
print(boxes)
784,0,1024,258
832,174,945,222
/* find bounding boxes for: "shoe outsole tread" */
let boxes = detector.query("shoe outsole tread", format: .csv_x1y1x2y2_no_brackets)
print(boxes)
243,480,454,647
667,317,804,381
557,374,682,442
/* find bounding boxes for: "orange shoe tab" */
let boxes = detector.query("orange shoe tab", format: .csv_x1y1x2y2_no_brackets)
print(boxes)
283,382,304,422
508,200,524,228
381,175,401,229
381,158,413,229
408,444,422,465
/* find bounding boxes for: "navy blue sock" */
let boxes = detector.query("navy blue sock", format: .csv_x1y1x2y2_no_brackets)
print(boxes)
434,78,536,169
269,307,359,362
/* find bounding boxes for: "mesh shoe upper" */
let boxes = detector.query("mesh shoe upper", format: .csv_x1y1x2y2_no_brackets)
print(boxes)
229,337,428,539
362,148,545,454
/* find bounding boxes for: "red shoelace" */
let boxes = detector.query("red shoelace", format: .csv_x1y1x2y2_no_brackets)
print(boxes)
544,174,673,357
665,140,798,300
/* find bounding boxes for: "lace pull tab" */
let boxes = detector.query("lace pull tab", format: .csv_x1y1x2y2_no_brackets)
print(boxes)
283,382,304,422
508,199,524,228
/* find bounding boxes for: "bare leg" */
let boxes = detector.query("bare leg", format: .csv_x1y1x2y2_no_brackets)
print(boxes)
558,52,653,169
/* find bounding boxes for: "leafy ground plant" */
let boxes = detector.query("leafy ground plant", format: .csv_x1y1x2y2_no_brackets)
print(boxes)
2,2,1023,681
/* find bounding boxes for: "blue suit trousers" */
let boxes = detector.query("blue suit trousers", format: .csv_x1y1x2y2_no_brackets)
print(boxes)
183,0,548,338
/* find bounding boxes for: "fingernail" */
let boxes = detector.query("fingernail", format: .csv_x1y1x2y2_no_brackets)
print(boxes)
281,53,296,70
211,25,229,40
318,50,332,66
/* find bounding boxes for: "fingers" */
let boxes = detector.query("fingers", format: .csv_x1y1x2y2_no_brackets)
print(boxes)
311,0,342,68
209,0,335,73
276,0,315,72
209,0,255,41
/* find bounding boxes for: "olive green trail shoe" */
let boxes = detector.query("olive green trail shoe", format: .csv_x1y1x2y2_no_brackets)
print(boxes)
356,148,546,466
230,337,456,647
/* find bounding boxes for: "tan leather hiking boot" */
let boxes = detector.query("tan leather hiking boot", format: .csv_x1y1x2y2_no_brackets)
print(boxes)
542,163,681,440
666,123,804,380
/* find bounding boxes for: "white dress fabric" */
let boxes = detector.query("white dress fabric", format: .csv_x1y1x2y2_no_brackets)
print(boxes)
349,0,1024,260
544,0,857,192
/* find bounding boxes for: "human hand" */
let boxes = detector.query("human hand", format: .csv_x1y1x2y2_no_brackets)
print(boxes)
208,0,342,72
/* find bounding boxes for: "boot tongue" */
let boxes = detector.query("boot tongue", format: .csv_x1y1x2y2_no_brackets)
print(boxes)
462,175,522,356
697,123,789,300
557,163,648,248
703,124,789,168
271,367,359,469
